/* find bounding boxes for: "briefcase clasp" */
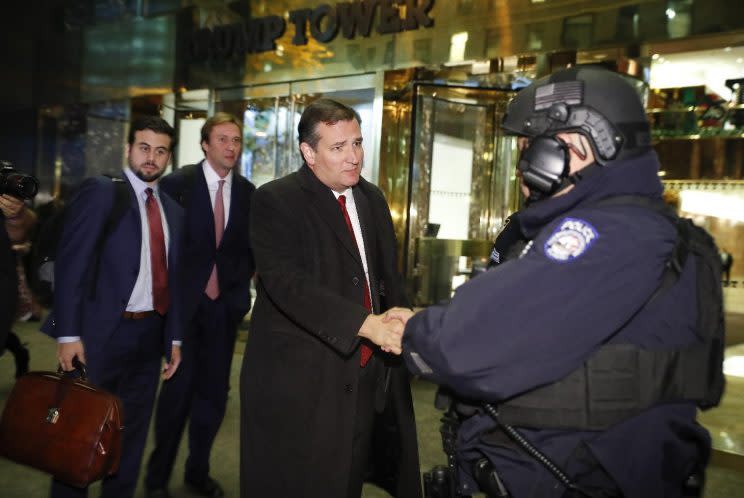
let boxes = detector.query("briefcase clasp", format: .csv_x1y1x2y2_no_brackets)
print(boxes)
46,407,60,424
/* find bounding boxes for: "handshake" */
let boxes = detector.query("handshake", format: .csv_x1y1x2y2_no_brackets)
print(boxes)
358,307,417,355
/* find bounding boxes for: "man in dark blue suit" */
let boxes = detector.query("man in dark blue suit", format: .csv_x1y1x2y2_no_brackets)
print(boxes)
42,116,184,498
145,113,255,498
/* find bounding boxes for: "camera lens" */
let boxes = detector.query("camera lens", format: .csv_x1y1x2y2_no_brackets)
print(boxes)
8,173,39,200
1,171,39,200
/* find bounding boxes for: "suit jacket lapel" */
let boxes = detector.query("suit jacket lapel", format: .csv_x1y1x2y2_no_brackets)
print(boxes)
194,163,217,249
297,165,362,266
121,172,142,246
353,184,380,313
223,173,242,247
160,194,179,263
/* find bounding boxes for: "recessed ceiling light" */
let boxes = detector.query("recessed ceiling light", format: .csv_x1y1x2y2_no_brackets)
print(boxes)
652,53,660,60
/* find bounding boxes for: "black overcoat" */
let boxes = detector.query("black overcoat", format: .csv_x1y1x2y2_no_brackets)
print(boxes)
240,165,422,498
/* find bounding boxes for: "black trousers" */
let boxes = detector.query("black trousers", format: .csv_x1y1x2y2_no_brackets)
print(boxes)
146,294,236,488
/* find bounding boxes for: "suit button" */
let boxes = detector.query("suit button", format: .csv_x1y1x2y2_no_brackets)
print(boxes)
352,277,360,286
345,384,353,393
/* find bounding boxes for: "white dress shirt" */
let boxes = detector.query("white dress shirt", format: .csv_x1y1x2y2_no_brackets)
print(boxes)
333,188,372,299
124,167,170,312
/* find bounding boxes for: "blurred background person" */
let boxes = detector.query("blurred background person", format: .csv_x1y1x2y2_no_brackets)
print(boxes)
0,194,36,378
720,248,733,285
0,194,30,378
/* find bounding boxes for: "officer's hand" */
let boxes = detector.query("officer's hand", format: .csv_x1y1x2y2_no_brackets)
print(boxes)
383,307,416,327
162,344,181,380
358,314,404,355
0,195,24,219
57,341,86,372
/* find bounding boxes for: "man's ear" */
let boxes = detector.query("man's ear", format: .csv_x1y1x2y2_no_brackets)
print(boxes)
299,142,315,166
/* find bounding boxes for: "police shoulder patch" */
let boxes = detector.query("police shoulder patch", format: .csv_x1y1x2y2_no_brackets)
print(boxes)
544,217,599,262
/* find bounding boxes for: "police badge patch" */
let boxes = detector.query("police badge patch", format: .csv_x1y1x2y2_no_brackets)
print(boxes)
544,218,598,262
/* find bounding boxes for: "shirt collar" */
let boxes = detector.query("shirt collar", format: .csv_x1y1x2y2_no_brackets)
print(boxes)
202,160,234,186
124,167,158,198
332,187,353,201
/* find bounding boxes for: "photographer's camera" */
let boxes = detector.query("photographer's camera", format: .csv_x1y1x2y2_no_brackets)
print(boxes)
0,161,39,200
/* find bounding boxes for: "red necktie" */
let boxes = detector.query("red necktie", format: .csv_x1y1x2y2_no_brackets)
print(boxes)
205,179,225,299
338,194,374,367
146,188,169,315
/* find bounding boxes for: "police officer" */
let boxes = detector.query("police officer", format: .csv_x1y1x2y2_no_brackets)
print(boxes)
387,66,720,497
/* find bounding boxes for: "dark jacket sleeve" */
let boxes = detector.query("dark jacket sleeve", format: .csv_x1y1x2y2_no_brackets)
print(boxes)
46,177,115,339
222,176,255,323
401,210,677,402
161,193,185,355
250,184,369,355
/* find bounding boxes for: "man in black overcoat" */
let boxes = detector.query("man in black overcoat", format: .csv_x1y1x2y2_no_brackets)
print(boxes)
240,98,422,498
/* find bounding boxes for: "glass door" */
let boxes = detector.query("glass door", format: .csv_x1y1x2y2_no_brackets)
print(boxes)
407,84,518,306
215,83,291,188
215,73,383,188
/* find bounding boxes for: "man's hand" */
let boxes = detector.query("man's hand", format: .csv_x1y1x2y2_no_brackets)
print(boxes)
383,307,416,327
11,241,31,254
57,341,86,372
358,314,404,355
0,195,24,219
162,344,181,380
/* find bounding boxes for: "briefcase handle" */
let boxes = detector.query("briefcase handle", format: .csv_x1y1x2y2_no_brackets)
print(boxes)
56,357,88,381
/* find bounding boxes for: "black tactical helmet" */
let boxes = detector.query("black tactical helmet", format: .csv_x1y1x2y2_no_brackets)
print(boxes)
502,65,652,164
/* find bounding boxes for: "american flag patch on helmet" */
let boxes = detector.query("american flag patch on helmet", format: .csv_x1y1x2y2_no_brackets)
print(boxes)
535,81,583,110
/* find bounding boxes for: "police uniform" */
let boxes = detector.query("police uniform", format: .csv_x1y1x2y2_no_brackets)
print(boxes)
404,151,712,497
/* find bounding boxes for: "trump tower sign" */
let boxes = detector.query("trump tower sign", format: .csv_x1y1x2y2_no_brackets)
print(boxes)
189,0,435,62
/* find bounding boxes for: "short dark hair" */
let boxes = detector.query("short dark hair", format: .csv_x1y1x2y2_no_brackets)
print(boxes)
128,116,177,150
201,112,243,146
297,98,361,150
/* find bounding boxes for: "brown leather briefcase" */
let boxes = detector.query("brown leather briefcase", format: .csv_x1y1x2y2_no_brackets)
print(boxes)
0,364,123,488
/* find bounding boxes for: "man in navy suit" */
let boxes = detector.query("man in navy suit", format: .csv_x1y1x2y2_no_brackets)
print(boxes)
145,113,255,498
42,116,184,498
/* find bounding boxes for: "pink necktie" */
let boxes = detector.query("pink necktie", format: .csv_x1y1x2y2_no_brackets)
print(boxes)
205,180,225,300
146,188,169,315
338,194,374,367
